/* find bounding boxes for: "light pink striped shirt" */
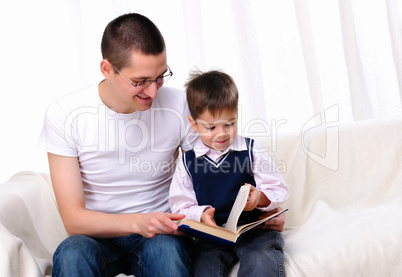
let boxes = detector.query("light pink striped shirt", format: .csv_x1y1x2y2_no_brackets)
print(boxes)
169,135,289,222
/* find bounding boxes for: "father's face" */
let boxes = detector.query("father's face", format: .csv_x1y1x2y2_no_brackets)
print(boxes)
109,51,168,114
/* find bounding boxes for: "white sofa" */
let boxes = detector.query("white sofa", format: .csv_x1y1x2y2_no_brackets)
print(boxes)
1,117,402,276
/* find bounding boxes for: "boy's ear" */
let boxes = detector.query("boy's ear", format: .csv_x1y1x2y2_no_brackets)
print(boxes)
188,116,198,133
100,59,114,79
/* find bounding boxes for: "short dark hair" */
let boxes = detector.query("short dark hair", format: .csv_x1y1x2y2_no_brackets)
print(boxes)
186,70,239,120
101,13,166,70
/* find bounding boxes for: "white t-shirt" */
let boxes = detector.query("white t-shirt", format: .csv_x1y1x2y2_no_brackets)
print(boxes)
39,83,197,214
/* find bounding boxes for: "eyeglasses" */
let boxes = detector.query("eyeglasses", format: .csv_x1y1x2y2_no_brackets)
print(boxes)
113,65,173,89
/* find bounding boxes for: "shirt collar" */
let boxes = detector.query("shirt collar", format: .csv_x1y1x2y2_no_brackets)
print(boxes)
192,135,247,158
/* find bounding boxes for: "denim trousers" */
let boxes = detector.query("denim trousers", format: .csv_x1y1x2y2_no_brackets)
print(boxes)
192,229,285,277
52,234,193,277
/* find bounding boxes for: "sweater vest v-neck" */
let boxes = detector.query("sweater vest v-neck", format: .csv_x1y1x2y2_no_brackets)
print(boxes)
183,137,262,226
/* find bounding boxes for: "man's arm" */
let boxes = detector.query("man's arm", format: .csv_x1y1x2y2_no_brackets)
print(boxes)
48,153,184,238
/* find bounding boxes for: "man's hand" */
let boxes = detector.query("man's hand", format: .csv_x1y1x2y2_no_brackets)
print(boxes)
137,212,185,238
200,207,217,226
257,207,286,232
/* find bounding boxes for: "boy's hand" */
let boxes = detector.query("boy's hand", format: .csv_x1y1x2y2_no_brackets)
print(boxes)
201,207,217,226
243,184,261,211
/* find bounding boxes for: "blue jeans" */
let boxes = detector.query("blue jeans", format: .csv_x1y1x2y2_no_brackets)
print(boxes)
192,229,285,277
52,234,193,277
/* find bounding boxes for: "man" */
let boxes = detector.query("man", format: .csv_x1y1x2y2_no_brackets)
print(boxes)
39,13,285,276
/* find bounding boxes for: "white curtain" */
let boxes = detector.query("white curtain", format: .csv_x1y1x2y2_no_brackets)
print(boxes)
0,0,401,181
182,0,402,133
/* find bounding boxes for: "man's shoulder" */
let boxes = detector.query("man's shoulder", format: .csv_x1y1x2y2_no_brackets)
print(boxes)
153,86,186,108
48,83,100,114
158,86,185,96
59,83,99,104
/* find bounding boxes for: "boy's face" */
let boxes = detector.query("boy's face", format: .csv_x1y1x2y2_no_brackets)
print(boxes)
190,109,238,151
102,51,168,114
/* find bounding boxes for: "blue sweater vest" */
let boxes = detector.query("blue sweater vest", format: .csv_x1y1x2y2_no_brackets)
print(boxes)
183,137,262,226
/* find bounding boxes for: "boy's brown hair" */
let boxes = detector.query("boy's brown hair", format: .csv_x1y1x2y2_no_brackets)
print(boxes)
185,70,239,120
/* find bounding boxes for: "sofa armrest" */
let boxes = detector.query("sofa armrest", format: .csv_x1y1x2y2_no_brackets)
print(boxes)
0,171,68,276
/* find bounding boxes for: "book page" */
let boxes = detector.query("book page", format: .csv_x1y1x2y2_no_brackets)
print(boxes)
225,185,251,232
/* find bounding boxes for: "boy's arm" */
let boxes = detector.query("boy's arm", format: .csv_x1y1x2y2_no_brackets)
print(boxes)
169,157,211,222
251,142,289,211
48,153,184,238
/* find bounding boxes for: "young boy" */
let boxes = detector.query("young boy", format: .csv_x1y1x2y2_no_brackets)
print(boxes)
169,70,289,276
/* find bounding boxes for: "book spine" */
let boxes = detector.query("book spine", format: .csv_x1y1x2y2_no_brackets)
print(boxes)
178,225,235,246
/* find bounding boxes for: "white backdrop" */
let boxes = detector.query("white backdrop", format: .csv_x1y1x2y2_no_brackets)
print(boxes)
0,0,401,183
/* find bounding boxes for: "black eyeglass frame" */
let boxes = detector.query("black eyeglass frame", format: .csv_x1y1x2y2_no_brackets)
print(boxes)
113,65,173,89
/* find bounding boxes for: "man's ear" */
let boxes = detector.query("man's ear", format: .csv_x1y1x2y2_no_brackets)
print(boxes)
188,116,198,133
100,59,114,79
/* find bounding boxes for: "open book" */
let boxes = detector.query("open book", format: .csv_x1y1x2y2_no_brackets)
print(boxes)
177,185,288,245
